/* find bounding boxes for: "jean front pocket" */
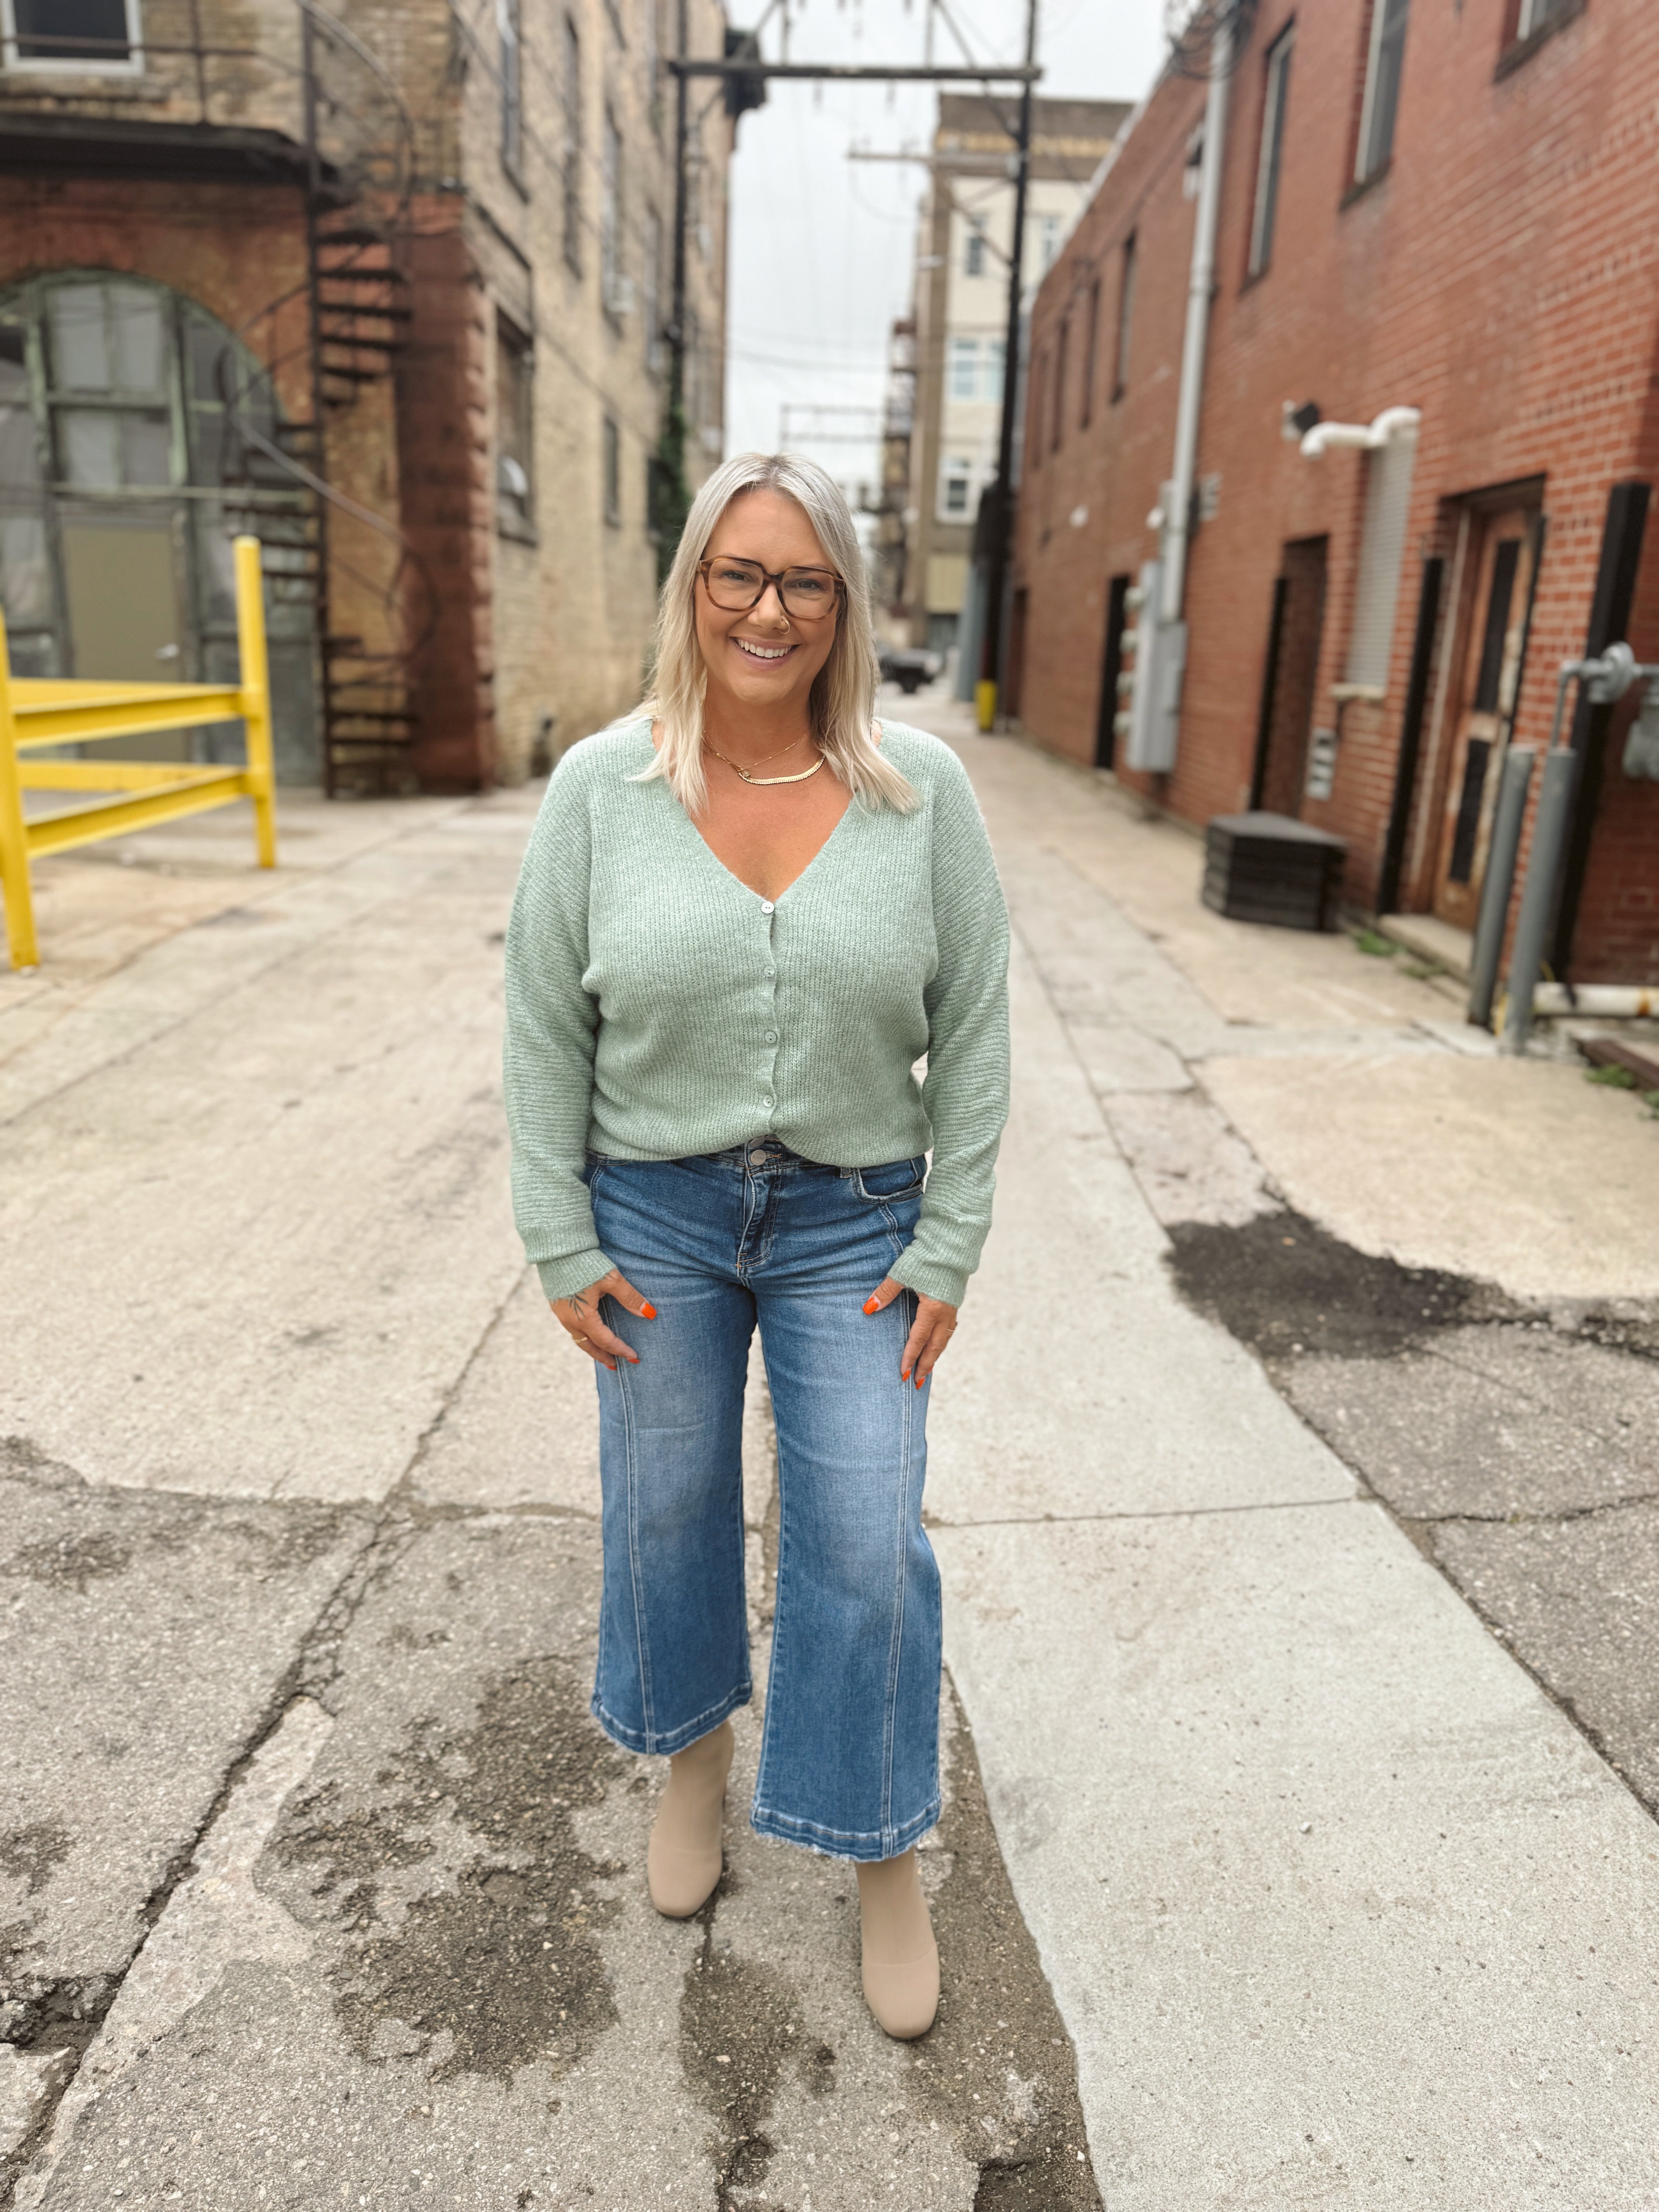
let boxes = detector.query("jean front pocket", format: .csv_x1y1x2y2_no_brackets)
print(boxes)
853,1156,927,1203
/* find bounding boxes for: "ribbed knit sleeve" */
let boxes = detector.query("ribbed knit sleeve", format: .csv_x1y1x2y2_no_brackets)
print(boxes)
502,748,615,1302
887,750,1011,1307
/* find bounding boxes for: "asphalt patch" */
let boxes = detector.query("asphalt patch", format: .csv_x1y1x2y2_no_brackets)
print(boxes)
680,1923,810,2204
1165,1207,1516,1362
274,1650,626,2085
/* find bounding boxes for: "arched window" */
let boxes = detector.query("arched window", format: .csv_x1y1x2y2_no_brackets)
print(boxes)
0,271,315,773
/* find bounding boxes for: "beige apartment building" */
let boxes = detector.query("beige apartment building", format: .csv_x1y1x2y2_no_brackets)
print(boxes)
0,0,731,790
896,93,1126,662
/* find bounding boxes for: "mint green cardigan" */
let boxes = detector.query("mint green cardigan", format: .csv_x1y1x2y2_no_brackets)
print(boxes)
503,716,1010,1305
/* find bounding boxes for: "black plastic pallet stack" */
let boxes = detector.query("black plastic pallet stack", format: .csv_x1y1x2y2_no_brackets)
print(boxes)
1202,812,1348,931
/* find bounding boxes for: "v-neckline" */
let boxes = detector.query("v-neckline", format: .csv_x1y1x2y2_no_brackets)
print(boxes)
651,719,878,909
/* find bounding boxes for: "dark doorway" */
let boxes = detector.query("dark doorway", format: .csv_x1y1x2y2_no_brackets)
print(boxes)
1250,536,1327,816
1095,572,1130,768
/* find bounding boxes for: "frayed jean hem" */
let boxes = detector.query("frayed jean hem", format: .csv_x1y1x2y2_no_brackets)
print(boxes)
749,1795,941,1864
591,1684,751,1759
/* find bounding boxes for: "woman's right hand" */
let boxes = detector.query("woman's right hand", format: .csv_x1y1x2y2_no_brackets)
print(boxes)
551,1269,657,1370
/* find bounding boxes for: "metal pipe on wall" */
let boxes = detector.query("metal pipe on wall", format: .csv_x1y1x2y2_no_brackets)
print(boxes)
1159,5,1233,628
1466,744,1535,1030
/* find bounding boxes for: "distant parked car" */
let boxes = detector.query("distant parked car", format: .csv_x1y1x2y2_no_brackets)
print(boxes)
878,645,943,695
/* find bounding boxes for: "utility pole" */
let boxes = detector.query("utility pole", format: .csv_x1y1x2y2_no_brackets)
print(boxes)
977,0,1037,730
658,38,1041,583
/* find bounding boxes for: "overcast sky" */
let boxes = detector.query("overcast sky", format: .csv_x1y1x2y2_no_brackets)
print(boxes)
722,0,1170,501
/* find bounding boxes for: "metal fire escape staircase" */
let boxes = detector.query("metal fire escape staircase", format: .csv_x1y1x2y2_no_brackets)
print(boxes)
214,0,429,794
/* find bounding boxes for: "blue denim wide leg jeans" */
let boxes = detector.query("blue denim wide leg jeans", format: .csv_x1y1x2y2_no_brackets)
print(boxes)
583,1140,941,1863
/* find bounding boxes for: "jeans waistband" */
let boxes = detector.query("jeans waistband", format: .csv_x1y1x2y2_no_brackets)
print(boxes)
703,1137,831,1173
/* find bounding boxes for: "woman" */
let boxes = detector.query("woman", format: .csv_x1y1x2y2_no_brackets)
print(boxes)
503,452,1009,2040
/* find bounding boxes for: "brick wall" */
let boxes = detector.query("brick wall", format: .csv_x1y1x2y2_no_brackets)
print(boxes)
1015,0,1659,983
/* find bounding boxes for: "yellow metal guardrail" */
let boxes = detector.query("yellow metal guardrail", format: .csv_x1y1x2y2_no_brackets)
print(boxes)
0,533,277,970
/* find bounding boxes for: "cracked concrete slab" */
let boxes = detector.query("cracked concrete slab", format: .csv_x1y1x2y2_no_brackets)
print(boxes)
0,1452,369,2189
15,1504,1102,2211
1429,1506,1659,1810
0,826,532,1504
1282,1343,1657,1521
939,1505,1659,2209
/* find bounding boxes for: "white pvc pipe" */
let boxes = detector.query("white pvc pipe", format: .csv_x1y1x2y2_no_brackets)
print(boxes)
1160,11,1231,627
1299,404,1422,460
1532,984,1659,1017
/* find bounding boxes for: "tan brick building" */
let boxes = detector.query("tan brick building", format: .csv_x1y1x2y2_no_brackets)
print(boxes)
1013,0,1659,986
896,94,1126,661
0,0,732,790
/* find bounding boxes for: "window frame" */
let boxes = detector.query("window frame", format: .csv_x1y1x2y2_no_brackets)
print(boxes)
1051,317,1069,452
498,0,524,189
1247,22,1293,280
601,105,623,321
1080,276,1101,429
2,0,143,74
964,225,986,279
495,311,535,541
1111,234,1136,403
1355,0,1409,187
602,412,621,527
1498,0,1584,70
948,337,979,404
938,454,973,523
562,15,584,278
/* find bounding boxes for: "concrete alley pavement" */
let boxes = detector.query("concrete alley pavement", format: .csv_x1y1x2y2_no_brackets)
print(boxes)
2,690,1658,2208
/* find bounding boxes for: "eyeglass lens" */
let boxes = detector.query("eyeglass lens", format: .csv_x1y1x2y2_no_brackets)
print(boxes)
704,559,838,618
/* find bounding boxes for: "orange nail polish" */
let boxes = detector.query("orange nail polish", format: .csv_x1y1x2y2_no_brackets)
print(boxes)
641,1302,657,1319
863,1297,880,1314
915,1373,925,1389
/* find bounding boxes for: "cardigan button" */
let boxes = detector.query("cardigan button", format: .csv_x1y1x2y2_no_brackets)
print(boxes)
760,899,775,914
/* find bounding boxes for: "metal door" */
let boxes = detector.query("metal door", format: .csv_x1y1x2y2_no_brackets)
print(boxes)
1433,507,1539,930
59,508,189,760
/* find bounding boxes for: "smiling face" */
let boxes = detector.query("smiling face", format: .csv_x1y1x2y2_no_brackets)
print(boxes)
694,489,843,724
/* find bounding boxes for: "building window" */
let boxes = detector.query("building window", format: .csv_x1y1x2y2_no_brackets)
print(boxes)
949,337,979,402
3,0,139,70
562,16,583,275
1249,24,1293,276
496,314,534,536
643,206,663,375
982,336,1004,405
1112,233,1136,401
1051,319,1069,451
1080,277,1101,428
939,456,972,520
1356,0,1409,185
1034,214,1061,273
965,225,986,278
603,413,621,526
1345,431,1418,688
499,0,523,184
601,108,623,318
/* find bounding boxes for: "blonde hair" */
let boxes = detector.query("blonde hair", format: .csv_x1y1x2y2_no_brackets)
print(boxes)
635,451,917,815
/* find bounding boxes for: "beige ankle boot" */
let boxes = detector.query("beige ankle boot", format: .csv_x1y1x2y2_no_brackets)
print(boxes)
647,1720,733,1918
856,1848,939,2039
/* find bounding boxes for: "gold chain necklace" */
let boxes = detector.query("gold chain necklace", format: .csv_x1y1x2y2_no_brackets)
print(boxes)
704,736,825,787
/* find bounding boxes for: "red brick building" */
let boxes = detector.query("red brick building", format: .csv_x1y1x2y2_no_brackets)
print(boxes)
1012,0,1659,984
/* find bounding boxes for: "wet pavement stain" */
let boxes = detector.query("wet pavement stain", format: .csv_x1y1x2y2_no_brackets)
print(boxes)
679,1922,810,2204
274,1652,627,2085
1166,1206,1514,1360
910,1683,1104,2212
0,1822,72,1898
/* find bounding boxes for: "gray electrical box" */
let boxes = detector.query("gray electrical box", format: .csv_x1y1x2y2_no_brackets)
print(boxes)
1125,560,1187,775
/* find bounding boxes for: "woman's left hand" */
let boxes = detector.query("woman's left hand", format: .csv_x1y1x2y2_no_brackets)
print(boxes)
862,1278,958,1388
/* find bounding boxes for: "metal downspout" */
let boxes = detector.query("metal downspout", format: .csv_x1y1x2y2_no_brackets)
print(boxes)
1160,7,1233,629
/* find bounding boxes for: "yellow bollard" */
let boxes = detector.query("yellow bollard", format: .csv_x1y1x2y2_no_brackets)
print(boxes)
0,608,40,970
234,535,278,870
975,678,998,733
